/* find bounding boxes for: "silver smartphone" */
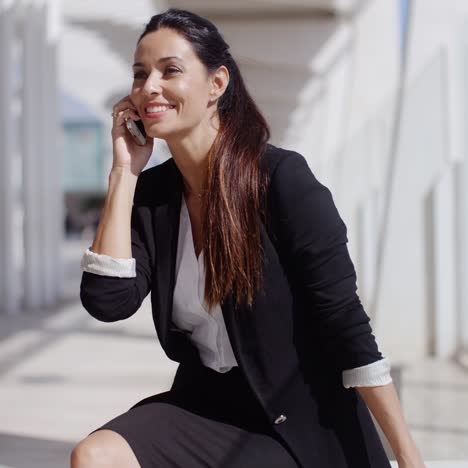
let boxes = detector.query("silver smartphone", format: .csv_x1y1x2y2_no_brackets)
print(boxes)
125,117,147,146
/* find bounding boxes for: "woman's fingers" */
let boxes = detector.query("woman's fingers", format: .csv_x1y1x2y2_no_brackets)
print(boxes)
111,105,140,131
112,109,127,127
112,97,138,115
112,99,137,123
125,109,141,121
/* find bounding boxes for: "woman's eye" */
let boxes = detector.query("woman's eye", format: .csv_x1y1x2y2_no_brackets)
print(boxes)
133,67,180,79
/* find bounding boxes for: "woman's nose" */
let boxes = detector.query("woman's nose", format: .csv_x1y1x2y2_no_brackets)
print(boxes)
142,73,162,95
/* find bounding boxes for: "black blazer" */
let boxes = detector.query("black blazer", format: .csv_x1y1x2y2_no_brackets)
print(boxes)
80,143,391,468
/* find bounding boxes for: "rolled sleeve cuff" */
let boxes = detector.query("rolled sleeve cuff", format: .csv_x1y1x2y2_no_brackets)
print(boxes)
342,357,393,388
80,247,136,278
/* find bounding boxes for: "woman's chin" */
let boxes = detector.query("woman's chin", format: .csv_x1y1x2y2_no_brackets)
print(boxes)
146,128,176,140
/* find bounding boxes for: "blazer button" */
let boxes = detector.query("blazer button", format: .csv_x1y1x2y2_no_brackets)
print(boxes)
274,414,287,425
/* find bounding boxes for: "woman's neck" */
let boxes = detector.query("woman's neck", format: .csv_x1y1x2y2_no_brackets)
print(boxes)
166,118,219,194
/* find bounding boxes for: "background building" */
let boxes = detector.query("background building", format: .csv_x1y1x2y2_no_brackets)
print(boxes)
1,0,467,466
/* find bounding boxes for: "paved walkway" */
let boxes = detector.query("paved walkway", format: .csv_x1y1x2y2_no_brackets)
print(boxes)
0,239,467,467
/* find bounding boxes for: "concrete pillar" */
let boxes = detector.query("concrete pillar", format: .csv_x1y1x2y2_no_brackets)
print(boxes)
38,1,54,306
51,0,64,304
22,0,47,309
357,189,379,308
0,0,20,314
40,0,63,306
456,157,468,352
431,167,457,357
20,0,62,311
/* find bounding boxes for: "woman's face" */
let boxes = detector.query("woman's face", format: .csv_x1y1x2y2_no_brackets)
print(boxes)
131,27,225,140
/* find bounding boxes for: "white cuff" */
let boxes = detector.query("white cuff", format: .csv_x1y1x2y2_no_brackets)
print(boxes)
342,357,393,388
80,247,136,278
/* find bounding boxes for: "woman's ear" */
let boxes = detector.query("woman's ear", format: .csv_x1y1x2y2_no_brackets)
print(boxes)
210,65,230,100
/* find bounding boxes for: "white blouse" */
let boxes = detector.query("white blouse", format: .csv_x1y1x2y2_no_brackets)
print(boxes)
80,195,392,388
171,195,238,372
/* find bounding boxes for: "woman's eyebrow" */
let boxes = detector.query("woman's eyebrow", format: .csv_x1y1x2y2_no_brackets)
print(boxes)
133,56,184,68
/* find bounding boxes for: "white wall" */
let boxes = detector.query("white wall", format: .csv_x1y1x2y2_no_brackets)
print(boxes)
280,0,468,363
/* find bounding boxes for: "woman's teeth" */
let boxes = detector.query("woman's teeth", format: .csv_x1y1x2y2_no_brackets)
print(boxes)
146,105,176,113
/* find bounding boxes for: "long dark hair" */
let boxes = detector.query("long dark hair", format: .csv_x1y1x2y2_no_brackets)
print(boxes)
138,8,271,311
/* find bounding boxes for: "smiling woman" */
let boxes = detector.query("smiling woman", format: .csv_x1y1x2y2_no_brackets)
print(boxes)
127,19,271,312
73,7,424,468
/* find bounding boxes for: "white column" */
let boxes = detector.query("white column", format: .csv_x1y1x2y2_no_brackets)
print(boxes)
456,157,468,352
22,0,46,309
357,189,379,308
39,0,62,306
432,166,457,357
21,0,63,311
38,2,53,306
0,0,19,314
44,0,64,304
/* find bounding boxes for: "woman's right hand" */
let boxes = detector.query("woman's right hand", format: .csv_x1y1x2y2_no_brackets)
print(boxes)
111,95,154,176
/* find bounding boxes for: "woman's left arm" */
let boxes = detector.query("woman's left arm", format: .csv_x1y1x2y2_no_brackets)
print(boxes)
357,383,425,467
269,149,425,468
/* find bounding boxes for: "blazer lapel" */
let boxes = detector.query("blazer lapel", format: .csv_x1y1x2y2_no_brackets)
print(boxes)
152,159,183,350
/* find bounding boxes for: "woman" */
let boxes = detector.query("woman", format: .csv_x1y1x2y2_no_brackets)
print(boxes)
72,8,425,468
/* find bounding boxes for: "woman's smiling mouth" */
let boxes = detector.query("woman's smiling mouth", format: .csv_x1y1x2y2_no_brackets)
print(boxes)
145,104,176,118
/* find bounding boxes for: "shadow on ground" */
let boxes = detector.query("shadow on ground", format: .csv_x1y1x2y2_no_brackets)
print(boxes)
0,432,75,468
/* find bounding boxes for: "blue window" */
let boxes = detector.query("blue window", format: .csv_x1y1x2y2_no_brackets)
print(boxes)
399,0,410,54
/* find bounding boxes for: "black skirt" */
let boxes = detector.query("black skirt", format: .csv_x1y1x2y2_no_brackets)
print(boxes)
88,357,299,468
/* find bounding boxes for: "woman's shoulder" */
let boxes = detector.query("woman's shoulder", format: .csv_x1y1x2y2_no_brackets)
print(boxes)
263,143,320,191
263,143,311,176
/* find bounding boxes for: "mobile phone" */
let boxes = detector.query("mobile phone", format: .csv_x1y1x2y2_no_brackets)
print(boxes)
125,117,147,146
